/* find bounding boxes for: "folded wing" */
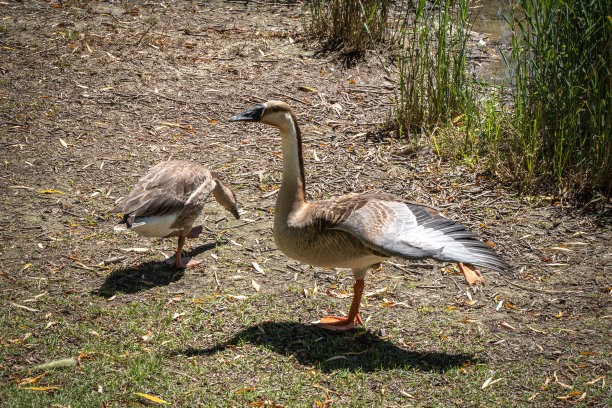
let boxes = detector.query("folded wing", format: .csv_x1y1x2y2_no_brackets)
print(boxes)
112,161,214,225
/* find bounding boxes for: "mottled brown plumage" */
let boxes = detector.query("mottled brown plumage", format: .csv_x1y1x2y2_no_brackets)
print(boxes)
112,160,239,268
230,101,509,331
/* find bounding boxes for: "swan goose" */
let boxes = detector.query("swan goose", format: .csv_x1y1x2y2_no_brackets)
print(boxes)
112,160,240,268
230,101,509,331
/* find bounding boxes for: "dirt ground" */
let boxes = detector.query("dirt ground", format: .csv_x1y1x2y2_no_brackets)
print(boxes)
0,1,610,406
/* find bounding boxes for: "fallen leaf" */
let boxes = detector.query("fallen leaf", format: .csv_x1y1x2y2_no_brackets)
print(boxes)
59,138,68,148
556,391,585,400
298,86,319,93
545,246,572,252
324,355,349,362
556,381,572,390
141,331,152,342
134,392,171,404
38,190,65,195
527,325,547,334
44,321,57,330
252,262,265,274
586,376,603,385
364,283,391,298
226,294,248,300
18,372,47,385
481,376,504,389
9,302,39,312
499,321,516,331
172,312,185,320
120,247,150,253
325,289,352,299
387,302,410,308
20,386,59,391
251,280,260,292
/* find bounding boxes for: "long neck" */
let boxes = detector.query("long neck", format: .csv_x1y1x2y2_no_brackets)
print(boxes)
275,113,306,219
210,177,225,203
209,176,231,207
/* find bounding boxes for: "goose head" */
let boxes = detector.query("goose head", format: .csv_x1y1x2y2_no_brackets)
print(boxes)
229,101,295,131
216,182,241,220
230,100,307,203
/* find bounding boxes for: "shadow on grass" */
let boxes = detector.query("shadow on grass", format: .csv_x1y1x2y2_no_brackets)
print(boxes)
173,321,474,372
95,242,219,297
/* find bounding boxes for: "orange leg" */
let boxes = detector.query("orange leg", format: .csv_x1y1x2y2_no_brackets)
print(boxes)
167,236,201,269
317,279,364,332
458,262,484,285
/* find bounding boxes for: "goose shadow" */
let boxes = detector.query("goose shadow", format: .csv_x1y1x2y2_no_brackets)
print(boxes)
172,321,475,373
95,241,221,298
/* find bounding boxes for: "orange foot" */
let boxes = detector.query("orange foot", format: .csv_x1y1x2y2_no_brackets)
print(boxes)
458,262,484,285
316,314,363,332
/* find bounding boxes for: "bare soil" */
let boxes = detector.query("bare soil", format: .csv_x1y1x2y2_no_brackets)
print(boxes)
1,1,610,406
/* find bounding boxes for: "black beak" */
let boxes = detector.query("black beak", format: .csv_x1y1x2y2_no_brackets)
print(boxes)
231,207,240,220
229,103,265,122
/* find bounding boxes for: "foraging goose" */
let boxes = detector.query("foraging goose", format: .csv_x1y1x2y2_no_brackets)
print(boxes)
230,101,509,332
112,160,240,269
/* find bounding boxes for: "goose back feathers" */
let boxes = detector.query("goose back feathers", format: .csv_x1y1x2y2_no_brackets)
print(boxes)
112,160,239,238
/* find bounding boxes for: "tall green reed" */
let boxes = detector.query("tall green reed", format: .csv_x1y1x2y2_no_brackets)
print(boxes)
506,0,611,194
392,0,473,141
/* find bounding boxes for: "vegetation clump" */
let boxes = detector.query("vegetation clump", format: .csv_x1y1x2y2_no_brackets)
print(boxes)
307,0,612,198
505,0,611,195
306,0,392,54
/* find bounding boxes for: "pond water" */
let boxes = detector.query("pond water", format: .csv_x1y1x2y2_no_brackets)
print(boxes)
469,0,514,83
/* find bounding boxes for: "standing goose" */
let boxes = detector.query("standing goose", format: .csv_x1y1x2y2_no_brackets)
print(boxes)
230,101,509,332
112,160,240,269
